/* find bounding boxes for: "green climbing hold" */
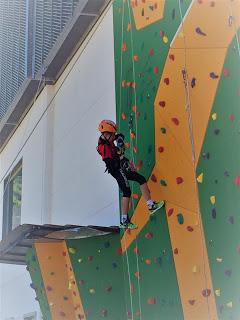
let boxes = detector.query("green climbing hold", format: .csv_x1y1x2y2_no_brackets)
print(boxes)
160,179,167,186
177,213,184,225
161,128,167,134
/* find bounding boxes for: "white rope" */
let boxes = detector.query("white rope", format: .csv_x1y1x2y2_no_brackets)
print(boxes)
177,1,211,318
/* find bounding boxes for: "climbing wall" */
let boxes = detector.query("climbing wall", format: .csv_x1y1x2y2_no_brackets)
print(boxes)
113,0,240,319
26,1,240,319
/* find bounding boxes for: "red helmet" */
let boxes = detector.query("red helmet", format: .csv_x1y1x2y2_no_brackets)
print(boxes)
98,120,117,133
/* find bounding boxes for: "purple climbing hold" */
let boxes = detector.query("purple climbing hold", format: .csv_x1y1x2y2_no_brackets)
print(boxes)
212,208,217,219
224,171,230,177
228,216,234,224
225,269,232,277
191,78,196,88
202,152,210,160
210,72,219,79
196,27,207,36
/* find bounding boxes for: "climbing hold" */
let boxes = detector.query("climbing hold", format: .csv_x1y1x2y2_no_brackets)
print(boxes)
168,208,174,217
202,289,211,297
196,27,207,36
69,248,76,254
214,128,220,135
112,262,118,268
215,289,221,297
151,174,157,183
174,248,179,255
234,176,240,186
88,256,94,261
225,269,232,277
188,300,196,305
163,36,168,43
216,257,223,263
202,152,210,160
145,232,153,239
159,101,166,108
134,246,139,254
158,146,164,153
210,72,219,79
79,280,85,285
176,177,184,184
62,251,67,257
210,196,216,205
191,78,196,88
223,68,230,77
229,113,235,122
192,265,198,273
106,286,112,293
212,208,217,219
101,309,108,317
212,113,217,120
63,296,69,301
153,66,159,74
171,117,179,125
177,213,184,224
160,179,167,186
130,131,136,139
133,54,139,61
169,54,175,61
59,311,66,317
164,77,170,85
148,297,156,305
197,173,203,183
134,271,140,279
226,302,233,308
187,226,194,232
145,259,152,265
122,42,127,52
89,288,95,294
121,112,126,120
228,216,234,224
132,193,139,199
160,127,166,134
78,258,83,263
46,286,53,292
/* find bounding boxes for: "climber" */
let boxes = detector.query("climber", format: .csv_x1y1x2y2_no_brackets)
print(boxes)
97,119,164,229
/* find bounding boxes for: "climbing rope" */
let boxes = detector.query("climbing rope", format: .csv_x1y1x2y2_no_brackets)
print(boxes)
177,0,211,318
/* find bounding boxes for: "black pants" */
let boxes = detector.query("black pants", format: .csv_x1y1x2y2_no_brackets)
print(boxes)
110,169,146,197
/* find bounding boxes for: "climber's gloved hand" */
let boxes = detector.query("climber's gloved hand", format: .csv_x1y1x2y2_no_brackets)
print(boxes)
115,133,125,148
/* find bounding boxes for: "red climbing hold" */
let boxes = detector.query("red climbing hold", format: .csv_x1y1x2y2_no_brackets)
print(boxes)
158,146,164,153
59,311,66,317
134,271,140,279
168,208,174,217
235,176,240,186
62,251,67,257
164,77,170,85
145,232,153,239
171,117,179,125
187,226,194,232
202,289,211,297
148,297,156,305
169,54,175,61
88,256,94,261
176,177,184,184
122,42,127,52
189,300,196,305
229,114,235,122
223,68,230,77
174,248,179,255
134,246,139,254
149,48,154,56
117,247,123,256
151,174,157,183
159,101,166,108
153,66,159,74
237,245,240,254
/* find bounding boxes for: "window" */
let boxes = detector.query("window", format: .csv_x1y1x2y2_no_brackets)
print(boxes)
2,159,22,239
23,312,37,320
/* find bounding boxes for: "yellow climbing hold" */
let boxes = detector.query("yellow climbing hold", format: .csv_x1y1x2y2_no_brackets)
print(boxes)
68,281,72,290
89,288,95,294
212,113,217,120
215,289,221,297
69,247,76,254
197,173,203,183
210,196,216,205
216,257,223,263
163,36,168,43
192,265,199,273
226,302,233,308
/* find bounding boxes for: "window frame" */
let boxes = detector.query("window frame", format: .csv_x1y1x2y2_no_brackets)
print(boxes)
2,159,23,239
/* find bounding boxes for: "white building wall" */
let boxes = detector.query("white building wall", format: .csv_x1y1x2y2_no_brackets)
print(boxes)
0,6,118,319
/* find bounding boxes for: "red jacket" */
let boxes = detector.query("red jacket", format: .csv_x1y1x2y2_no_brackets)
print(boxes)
97,137,120,172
